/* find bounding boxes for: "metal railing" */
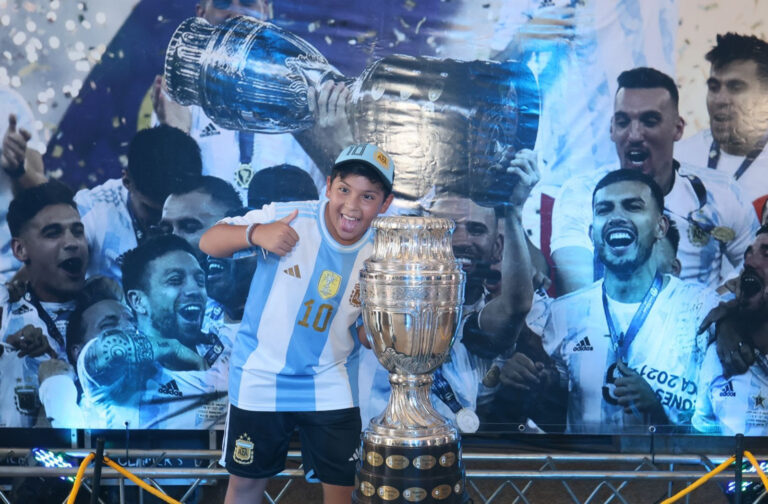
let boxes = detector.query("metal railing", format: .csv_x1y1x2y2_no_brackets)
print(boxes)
0,448,764,504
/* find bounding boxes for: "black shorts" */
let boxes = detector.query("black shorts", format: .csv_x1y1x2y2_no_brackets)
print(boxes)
222,404,362,486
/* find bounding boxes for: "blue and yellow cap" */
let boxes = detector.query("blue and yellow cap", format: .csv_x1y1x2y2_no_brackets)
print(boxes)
333,143,394,191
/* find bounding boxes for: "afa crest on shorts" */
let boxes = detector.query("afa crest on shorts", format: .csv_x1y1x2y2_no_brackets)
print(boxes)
318,270,342,299
233,433,254,465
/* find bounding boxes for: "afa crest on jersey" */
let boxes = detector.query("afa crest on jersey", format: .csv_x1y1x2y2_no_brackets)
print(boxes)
318,270,342,299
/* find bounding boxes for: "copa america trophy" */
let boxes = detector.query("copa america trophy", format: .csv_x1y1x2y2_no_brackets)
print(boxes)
355,217,466,504
163,15,540,208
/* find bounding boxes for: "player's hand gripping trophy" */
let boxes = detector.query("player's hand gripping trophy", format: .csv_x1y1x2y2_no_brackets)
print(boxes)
355,216,466,503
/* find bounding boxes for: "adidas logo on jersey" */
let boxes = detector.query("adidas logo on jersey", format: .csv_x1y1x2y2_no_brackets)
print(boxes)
720,381,736,397
11,305,32,315
159,380,182,397
284,265,301,278
199,123,220,137
573,337,593,352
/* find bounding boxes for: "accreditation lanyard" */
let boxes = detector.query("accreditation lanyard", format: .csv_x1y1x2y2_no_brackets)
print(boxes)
601,273,663,361
125,193,146,245
707,131,768,180
431,366,463,413
24,289,66,350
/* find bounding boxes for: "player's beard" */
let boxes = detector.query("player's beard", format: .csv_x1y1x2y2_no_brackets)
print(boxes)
596,239,654,279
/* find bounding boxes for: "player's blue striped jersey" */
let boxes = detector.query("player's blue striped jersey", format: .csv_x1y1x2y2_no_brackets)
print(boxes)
219,199,371,412
75,178,138,282
543,275,718,434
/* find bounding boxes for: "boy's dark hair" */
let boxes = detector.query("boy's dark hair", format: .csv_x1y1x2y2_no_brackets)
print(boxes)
706,33,768,84
8,179,77,237
174,175,243,214
592,169,665,214
331,162,393,199
665,219,680,254
248,164,319,209
65,276,125,366
121,234,197,295
616,67,679,108
127,125,203,204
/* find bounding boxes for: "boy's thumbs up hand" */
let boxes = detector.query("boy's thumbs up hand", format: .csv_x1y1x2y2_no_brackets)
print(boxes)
279,209,299,223
251,209,300,256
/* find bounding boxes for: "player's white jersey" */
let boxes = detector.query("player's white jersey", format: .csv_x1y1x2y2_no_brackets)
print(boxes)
544,275,717,433
185,105,325,201
75,178,137,281
693,345,768,436
219,199,370,412
0,285,74,427
676,129,768,210
78,335,230,429
551,162,758,289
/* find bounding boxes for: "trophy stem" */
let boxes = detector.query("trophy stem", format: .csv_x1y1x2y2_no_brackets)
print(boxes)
367,373,458,446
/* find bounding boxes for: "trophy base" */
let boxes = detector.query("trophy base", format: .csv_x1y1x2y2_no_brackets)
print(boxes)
352,435,468,503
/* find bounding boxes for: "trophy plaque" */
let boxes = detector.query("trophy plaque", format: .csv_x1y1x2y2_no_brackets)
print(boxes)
354,216,467,503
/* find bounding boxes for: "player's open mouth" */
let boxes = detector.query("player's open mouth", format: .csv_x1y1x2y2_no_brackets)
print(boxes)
604,228,636,248
178,303,203,322
206,258,227,277
59,257,84,275
740,268,763,299
626,149,648,167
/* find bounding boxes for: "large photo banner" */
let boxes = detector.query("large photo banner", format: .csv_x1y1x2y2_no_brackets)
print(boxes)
0,0,767,435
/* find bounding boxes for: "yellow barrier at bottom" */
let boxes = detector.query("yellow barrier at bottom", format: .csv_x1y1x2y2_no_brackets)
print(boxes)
661,450,768,504
66,453,182,504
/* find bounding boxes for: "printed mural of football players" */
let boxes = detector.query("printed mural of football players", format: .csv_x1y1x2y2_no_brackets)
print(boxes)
694,226,768,435
0,181,88,427
676,33,768,215
506,170,719,433
78,234,228,428
551,67,758,294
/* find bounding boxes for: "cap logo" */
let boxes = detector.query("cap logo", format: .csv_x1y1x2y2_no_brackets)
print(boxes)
374,151,389,170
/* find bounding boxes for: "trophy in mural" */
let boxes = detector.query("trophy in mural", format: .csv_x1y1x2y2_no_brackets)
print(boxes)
355,216,466,503
164,15,540,208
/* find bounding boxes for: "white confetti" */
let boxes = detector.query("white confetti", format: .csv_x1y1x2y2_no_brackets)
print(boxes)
65,19,76,31
38,103,48,114
0,15,9,26
26,20,36,32
13,31,27,45
95,12,106,24
10,75,21,87
49,36,60,49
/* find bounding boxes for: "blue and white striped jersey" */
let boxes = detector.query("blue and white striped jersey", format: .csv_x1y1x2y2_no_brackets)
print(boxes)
219,199,371,412
75,178,138,282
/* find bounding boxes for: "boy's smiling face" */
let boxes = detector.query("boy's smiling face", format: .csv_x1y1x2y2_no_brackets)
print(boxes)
324,173,393,245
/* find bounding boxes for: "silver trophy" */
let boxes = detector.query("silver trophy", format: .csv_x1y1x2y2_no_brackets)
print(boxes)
163,15,540,207
354,216,466,504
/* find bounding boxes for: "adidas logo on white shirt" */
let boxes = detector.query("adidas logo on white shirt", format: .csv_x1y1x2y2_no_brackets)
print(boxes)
719,381,736,397
199,123,220,137
159,379,182,397
573,337,594,352
284,265,301,278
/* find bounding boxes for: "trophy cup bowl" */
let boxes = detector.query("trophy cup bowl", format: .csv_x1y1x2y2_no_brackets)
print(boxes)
354,216,468,504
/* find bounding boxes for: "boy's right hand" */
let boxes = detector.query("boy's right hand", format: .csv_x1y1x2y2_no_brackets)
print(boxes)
251,209,300,256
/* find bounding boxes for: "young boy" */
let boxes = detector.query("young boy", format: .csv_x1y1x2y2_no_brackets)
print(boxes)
200,144,394,504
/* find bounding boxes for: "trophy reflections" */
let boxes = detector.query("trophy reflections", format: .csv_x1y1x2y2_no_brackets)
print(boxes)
355,216,466,503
